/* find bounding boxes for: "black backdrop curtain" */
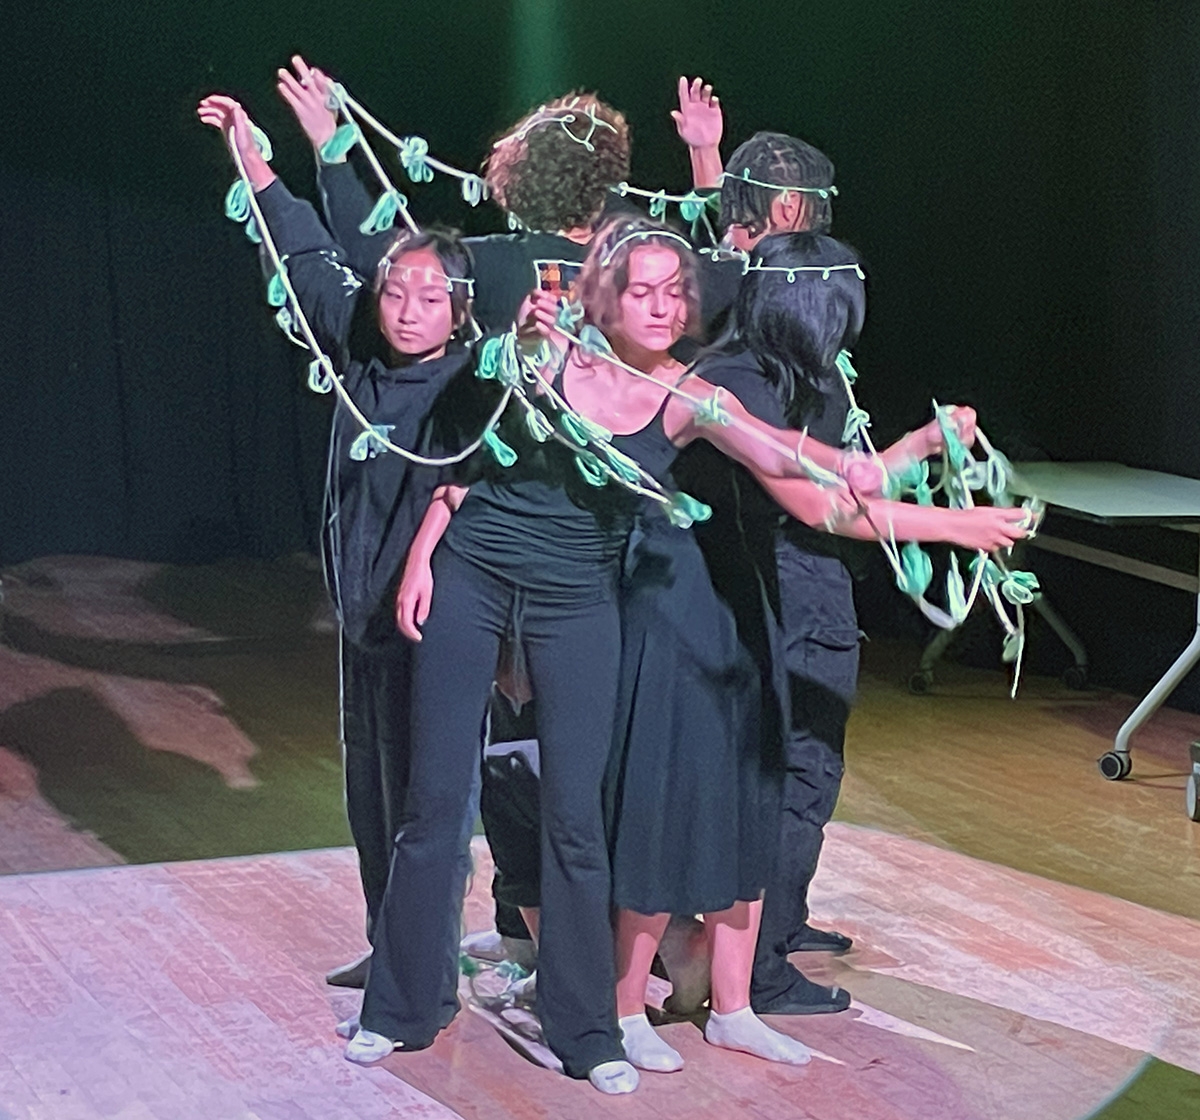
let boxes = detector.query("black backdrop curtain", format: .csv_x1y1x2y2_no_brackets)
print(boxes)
5,1,1200,702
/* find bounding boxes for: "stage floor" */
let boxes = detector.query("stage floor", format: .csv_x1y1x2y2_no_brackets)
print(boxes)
3,554,1200,1117
2,831,1198,1120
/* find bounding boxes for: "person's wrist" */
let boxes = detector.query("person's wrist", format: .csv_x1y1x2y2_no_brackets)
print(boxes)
246,162,277,192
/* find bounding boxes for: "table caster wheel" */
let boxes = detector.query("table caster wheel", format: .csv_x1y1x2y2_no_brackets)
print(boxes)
908,671,933,695
1062,665,1088,690
1188,774,1200,822
1098,751,1132,781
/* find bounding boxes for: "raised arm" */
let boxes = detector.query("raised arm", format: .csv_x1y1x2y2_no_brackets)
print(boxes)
198,94,365,361
395,484,468,641
277,55,392,281
671,76,724,190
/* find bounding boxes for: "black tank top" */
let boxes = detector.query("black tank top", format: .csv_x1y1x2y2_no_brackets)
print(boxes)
443,374,680,591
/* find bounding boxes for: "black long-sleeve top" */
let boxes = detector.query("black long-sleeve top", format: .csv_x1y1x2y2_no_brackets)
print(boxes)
254,178,476,647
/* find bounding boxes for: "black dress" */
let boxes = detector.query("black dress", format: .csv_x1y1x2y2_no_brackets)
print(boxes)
604,406,780,916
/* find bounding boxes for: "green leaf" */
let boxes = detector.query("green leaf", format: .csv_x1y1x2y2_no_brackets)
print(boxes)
576,324,613,357
348,424,395,461
560,413,590,447
476,337,503,380
461,175,486,206
946,555,969,623
1000,569,1040,606
250,124,273,162
523,406,555,443
307,359,333,394
679,191,707,222
321,123,358,163
224,180,249,223
603,446,643,484
266,269,288,308
359,192,400,236
484,428,518,467
667,492,712,529
574,450,608,487
897,542,933,597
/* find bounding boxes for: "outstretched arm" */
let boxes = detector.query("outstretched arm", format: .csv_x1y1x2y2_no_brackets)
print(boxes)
763,477,1029,551
197,94,364,359
277,55,392,281
671,76,724,190
395,484,467,641
665,378,883,489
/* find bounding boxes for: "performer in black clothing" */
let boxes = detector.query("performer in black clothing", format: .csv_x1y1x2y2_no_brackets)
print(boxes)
198,94,480,993
687,231,1022,1017
278,58,630,331
277,58,635,950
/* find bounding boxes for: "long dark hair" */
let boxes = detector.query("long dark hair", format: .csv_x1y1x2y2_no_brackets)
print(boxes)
711,232,865,427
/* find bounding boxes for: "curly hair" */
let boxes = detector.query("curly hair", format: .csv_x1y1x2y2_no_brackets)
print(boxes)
720,131,836,239
575,216,702,340
483,93,631,233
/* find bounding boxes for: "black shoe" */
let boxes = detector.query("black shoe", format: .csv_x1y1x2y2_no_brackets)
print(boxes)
751,968,851,1016
325,950,371,988
787,923,853,954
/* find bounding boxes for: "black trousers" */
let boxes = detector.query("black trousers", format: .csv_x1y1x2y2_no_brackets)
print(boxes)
360,546,625,1078
752,543,859,1000
339,632,413,938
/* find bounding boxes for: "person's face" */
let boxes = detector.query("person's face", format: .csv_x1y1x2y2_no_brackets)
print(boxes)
725,190,810,252
376,246,458,358
612,245,688,354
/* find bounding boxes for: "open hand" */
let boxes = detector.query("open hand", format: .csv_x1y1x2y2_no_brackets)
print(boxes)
277,55,338,151
670,76,723,150
196,94,275,190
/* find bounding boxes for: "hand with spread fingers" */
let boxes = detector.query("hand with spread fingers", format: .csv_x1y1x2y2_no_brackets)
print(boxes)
277,54,339,151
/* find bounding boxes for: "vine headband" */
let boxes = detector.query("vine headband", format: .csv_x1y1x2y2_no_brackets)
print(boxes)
493,96,618,154
598,229,695,267
379,257,476,296
741,260,865,282
720,168,838,200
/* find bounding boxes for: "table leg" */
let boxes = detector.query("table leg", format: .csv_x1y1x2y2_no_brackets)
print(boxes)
1103,546,1200,780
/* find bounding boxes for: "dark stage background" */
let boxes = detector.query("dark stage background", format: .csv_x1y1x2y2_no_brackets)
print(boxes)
6,1,1200,704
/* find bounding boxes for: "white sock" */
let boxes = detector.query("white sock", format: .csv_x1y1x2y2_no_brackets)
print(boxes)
704,1006,811,1066
335,1016,359,1040
588,1059,640,1094
343,1027,399,1065
618,1012,684,1072
460,929,506,961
